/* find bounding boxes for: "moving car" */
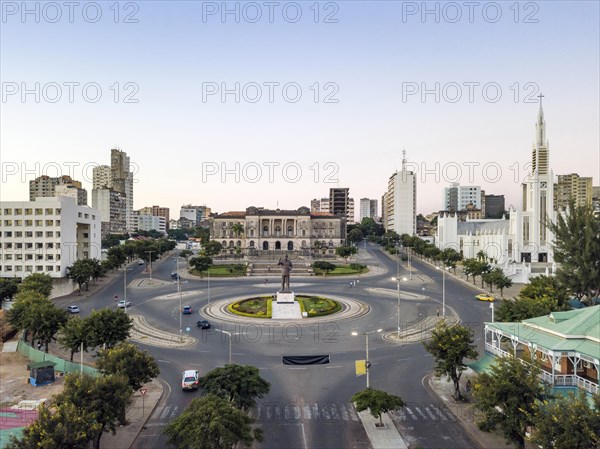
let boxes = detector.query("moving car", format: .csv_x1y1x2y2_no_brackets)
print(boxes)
117,300,131,308
171,272,180,280
67,305,80,314
137,259,145,265
475,294,495,302
196,320,211,329
181,369,200,390
182,305,192,314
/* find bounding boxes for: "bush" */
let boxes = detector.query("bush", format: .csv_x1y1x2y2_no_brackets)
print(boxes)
349,263,366,271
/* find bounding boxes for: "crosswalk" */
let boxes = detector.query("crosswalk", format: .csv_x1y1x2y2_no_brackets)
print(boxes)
152,401,457,424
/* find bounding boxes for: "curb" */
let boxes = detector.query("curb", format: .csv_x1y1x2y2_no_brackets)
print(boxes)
127,378,165,449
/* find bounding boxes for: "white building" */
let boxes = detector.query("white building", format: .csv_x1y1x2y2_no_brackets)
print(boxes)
359,198,378,221
437,99,556,280
386,152,416,236
180,205,211,226
0,197,101,279
110,149,134,232
132,213,167,235
442,184,482,210
91,188,127,236
92,165,112,189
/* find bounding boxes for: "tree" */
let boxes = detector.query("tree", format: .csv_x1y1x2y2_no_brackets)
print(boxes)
231,222,244,238
202,241,223,256
473,354,549,449
493,270,513,297
18,273,53,297
87,308,132,350
164,394,261,449
6,291,47,342
336,245,357,263
59,316,91,362
347,228,365,244
0,278,19,302
190,255,213,277
496,275,571,322
312,261,335,276
67,259,94,293
351,388,405,427
531,390,600,449
55,373,132,449
96,342,160,390
179,249,193,267
423,321,478,400
167,228,189,241
548,201,600,303
4,401,100,449
200,364,270,411
105,246,126,270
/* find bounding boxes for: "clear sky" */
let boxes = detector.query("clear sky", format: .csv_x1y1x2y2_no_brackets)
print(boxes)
1,1,599,218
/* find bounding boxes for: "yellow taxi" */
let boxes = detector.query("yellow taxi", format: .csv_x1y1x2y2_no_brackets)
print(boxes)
475,294,495,302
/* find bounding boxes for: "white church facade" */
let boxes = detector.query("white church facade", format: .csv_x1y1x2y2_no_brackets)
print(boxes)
437,98,556,281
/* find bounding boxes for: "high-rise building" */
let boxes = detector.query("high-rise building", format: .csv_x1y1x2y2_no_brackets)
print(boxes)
0,197,101,279
347,198,355,224
132,211,167,235
442,183,482,210
386,151,416,236
92,165,111,189
29,175,87,206
359,198,379,221
180,205,211,226
92,188,127,237
554,173,593,211
381,192,387,225
592,186,600,216
110,149,134,231
310,198,330,213
484,194,505,218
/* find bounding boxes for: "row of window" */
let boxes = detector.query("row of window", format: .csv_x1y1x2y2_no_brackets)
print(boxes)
3,242,60,249
3,219,61,227
3,231,61,238
2,265,61,273
1,208,61,216
3,254,61,261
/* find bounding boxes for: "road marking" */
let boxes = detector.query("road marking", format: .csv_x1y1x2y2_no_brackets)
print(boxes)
300,423,308,449
349,404,359,421
325,365,341,369
303,405,312,420
289,367,306,370
414,407,428,420
425,406,437,420
339,404,349,421
311,403,319,421
405,407,418,420
157,359,171,363
159,406,171,420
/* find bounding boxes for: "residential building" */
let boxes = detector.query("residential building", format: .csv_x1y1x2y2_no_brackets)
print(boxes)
359,198,379,221
211,206,345,255
554,173,593,211
593,186,600,215
132,212,167,235
110,149,134,231
310,198,330,213
180,205,211,226
92,165,111,189
442,183,482,210
91,188,127,237
381,192,387,227
347,198,355,224
138,206,170,229
0,197,101,279
481,306,599,396
29,175,87,206
385,151,417,236
484,194,505,219
329,188,349,219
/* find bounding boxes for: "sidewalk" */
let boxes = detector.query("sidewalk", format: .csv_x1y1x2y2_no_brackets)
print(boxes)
427,371,537,449
357,409,409,449
100,379,164,449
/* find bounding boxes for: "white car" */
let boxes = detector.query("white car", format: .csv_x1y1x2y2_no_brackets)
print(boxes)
137,259,145,265
181,369,200,390
67,305,80,314
117,300,131,308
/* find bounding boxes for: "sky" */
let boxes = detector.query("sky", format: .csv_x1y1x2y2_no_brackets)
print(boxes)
1,1,599,219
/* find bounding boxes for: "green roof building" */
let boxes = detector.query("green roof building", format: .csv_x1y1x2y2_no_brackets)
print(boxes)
483,306,599,395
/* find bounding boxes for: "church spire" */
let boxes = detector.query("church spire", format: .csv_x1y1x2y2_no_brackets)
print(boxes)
531,93,549,176
536,93,546,147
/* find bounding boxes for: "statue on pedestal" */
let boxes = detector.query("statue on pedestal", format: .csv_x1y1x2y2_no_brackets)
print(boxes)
278,254,293,293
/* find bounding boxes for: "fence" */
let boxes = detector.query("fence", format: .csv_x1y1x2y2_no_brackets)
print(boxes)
17,340,99,378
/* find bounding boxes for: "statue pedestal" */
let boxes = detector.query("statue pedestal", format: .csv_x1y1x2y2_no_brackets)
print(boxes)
272,291,302,319
276,291,295,303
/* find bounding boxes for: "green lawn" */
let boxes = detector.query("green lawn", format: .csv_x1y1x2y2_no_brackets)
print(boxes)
313,264,369,276
189,265,246,277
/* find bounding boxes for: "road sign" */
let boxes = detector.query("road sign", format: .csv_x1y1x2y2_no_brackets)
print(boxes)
355,360,366,376
139,388,147,396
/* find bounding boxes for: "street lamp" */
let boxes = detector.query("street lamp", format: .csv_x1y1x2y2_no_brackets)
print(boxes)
392,277,408,337
352,328,382,388
146,250,154,279
120,267,132,314
173,256,183,342
490,302,495,323
436,266,450,317
215,328,234,364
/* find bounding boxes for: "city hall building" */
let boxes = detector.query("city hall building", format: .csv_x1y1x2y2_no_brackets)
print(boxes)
210,206,346,255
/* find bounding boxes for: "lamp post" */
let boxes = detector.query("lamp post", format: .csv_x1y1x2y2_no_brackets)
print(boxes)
352,328,382,388
146,251,154,279
207,269,211,304
173,256,183,342
392,277,408,337
490,302,495,323
408,247,412,280
121,267,132,314
215,328,233,364
436,266,449,317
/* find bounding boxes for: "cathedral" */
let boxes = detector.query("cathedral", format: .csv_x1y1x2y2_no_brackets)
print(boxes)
437,97,556,281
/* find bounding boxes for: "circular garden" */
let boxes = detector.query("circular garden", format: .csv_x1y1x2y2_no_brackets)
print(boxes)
228,295,342,318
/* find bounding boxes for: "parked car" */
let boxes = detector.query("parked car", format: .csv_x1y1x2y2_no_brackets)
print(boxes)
182,305,192,314
67,305,80,314
171,272,180,280
475,294,495,302
181,369,200,390
137,259,145,265
117,300,131,308
196,320,211,329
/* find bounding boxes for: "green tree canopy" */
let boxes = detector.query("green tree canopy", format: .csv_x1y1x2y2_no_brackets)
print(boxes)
351,388,405,427
423,321,478,400
4,402,100,449
531,390,600,449
312,261,335,276
200,364,270,411
473,354,549,449
67,259,95,293
87,308,132,350
164,394,262,449
55,373,132,449
548,201,600,303
59,316,92,362
0,278,19,302
96,342,160,391
336,245,357,262
18,273,53,297
202,241,223,256
190,255,213,276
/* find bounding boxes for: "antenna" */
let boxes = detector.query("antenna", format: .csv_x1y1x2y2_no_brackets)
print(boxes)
402,149,407,171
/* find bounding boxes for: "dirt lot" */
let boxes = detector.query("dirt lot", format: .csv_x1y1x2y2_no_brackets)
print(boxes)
0,347,65,408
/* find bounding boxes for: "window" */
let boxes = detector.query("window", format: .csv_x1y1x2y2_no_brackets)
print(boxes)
3,208,12,215
4,254,13,260
15,254,22,260
46,231,53,237
45,208,53,215
14,220,22,226
35,232,43,238
84,213,89,219
14,208,22,215
15,243,22,249
25,244,33,250
36,266,43,272
15,231,22,237
4,266,12,272
25,220,32,226
46,243,54,248
36,255,43,261
4,231,12,238
35,220,43,226
36,243,43,249
25,208,32,215
3,220,12,226
92,215,95,220
25,232,33,238
4,243,12,249
35,209,43,215
46,220,53,226
15,265,22,272
25,265,32,272
78,212,82,218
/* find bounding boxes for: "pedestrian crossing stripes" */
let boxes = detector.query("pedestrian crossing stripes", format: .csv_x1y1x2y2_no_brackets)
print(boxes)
392,404,456,422
250,402,360,422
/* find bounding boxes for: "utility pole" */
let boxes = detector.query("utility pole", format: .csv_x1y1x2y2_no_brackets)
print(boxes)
146,251,154,279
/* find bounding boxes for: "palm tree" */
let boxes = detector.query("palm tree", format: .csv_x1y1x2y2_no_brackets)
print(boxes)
232,223,244,238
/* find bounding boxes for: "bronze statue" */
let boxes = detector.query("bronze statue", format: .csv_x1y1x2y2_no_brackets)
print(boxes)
277,254,293,292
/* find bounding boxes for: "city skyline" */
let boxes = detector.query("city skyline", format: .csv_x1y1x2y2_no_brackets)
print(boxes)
1,2,598,217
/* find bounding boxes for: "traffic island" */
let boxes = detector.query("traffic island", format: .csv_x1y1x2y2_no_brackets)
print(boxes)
383,315,459,344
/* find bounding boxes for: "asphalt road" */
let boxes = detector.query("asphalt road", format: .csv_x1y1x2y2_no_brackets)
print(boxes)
61,245,493,449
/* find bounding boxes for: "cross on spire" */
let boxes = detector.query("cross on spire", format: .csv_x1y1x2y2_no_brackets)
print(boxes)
537,92,544,106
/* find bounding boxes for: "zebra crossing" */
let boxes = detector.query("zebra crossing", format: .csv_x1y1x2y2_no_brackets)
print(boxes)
391,403,456,422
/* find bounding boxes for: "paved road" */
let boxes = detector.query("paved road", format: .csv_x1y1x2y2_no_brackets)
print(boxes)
62,245,491,449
